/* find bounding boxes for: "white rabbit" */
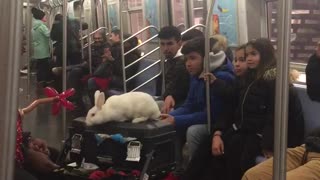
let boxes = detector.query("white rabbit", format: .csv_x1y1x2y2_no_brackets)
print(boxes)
85,90,161,126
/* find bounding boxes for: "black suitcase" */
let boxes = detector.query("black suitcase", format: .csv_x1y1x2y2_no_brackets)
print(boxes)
68,117,176,179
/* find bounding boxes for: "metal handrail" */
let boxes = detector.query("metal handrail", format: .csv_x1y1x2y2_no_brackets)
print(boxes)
131,72,162,92
126,59,161,82
81,26,108,40
119,16,161,92
82,32,109,49
204,1,216,133
124,33,158,56
123,25,159,43
181,24,206,35
125,47,160,69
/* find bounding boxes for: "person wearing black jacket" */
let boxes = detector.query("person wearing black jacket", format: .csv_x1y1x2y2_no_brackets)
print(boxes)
50,14,82,66
107,32,141,92
306,41,320,102
183,38,305,180
158,26,190,113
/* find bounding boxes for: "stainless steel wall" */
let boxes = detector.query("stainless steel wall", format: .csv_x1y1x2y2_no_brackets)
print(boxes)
0,0,22,179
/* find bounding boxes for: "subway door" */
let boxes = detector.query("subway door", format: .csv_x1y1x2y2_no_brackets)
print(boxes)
95,0,106,28
171,0,187,31
188,0,206,26
121,0,130,34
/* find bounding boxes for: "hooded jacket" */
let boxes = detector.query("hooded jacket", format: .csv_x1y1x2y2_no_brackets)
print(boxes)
170,59,234,134
32,18,50,59
217,68,305,150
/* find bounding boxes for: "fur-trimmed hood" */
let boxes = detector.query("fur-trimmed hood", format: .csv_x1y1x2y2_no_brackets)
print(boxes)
262,68,300,83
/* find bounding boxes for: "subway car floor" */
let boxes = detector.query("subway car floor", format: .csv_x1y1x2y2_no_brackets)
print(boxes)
19,74,71,150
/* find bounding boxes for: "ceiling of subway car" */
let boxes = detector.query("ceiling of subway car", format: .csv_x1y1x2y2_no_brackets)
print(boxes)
24,0,79,7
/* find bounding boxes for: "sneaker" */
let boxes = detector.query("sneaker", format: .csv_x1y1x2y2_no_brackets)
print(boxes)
52,67,62,76
20,69,28,74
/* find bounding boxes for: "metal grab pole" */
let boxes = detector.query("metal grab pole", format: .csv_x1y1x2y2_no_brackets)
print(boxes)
26,0,31,99
88,20,93,74
158,0,165,95
62,0,68,140
119,0,127,93
80,0,84,59
273,0,292,179
204,0,216,133
0,0,22,178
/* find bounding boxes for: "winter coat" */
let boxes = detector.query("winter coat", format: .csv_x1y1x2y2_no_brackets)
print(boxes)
216,68,304,150
162,54,190,107
50,18,81,56
170,59,235,134
32,18,50,59
306,54,320,102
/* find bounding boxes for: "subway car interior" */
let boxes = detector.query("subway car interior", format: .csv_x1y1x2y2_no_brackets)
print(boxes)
1,0,320,179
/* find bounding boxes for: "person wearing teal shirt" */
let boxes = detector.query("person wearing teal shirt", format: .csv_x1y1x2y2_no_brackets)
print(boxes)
31,8,52,86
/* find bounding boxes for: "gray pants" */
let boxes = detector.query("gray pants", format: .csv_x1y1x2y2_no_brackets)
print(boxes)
186,124,210,159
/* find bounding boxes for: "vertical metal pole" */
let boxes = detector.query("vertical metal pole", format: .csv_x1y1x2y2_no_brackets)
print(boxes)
88,20,93,74
105,0,110,31
80,0,84,59
119,0,127,93
185,0,193,28
273,0,292,179
62,0,68,140
167,0,173,26
0,0,22,178
158,0,165,95
26,0,31,99
204,0,215,133
100,0,106,27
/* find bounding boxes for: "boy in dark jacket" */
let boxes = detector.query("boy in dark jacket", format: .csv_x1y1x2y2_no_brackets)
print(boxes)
158,26,190,113
306,41,320,102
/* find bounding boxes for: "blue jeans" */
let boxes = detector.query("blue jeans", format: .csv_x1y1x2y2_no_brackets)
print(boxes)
186,124,210,159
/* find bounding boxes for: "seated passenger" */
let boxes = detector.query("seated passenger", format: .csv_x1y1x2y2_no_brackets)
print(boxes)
184,35,236,159
242,127,320,180
106,30,141,92
161,37,234,167
306,41,320,102
183,38,304,180
67,30,111,115
158,26,190,113
15,98,60,180
210,34,233,62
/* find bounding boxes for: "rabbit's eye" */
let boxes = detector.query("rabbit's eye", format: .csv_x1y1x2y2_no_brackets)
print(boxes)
91,113,95,117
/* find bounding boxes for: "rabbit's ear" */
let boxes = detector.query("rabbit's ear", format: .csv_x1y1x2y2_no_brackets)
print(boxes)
94,90,101,106
96,92,105,109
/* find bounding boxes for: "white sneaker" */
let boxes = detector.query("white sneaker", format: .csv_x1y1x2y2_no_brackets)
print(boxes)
52,67,62,76
20,69,28,74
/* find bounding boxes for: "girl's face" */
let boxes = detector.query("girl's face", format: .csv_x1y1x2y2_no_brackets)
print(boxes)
246,46,261,69
233,49,247,76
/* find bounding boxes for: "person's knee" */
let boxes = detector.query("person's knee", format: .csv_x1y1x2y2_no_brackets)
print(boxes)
87,78,97,90
241,167,258,180
186,125,207,143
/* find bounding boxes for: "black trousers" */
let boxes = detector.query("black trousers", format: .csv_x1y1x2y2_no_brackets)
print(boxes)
67,66,89,112
183,130,262,180
36,58,51,82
